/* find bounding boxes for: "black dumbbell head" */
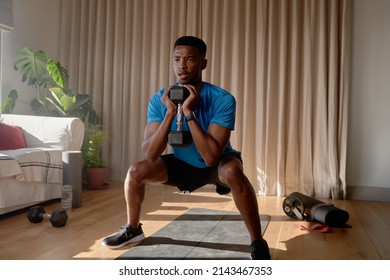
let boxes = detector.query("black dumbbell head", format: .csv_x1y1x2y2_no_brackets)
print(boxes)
50,209,68,227
27,206,45,223
168,131,192,147
169,86,190,104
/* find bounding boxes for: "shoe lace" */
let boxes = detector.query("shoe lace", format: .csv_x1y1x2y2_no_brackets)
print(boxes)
117,226,130,237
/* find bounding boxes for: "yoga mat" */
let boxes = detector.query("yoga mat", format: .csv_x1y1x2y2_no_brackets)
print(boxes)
117,208,270,260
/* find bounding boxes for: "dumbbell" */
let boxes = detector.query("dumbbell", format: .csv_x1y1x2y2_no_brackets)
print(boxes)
168,86,192,147
27,206,68,228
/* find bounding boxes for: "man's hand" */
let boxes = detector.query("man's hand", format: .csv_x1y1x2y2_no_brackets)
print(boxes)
182,84,201,116
160,85,177,115
143,86,178,162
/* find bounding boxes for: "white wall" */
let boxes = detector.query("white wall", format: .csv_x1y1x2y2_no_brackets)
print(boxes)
347,0,390,198
1,0,60,114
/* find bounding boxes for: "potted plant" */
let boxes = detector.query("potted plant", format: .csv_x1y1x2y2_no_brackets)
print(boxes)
82,124,108,189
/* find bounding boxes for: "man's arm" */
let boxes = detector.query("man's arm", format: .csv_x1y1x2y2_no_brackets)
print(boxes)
142,86,176,162
181,84,232,167
187,121,231,167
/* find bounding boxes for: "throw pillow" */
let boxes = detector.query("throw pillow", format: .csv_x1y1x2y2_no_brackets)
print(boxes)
0,122,27,150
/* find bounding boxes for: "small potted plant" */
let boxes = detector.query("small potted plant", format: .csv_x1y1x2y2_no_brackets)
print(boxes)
82,124,107,189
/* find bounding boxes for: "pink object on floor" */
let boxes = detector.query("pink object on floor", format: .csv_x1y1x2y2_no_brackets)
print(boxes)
299,224,331,233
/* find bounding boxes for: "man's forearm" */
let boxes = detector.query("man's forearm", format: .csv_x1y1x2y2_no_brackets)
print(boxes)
142,113,175,161
187,120,227,167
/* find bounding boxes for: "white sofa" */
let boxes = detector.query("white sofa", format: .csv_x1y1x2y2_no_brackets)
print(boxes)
0,114,85,215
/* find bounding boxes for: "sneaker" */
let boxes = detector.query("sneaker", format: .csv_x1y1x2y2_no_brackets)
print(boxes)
101,223,145,249
250,238,271,260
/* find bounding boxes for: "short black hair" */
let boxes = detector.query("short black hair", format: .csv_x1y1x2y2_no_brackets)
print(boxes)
174,36,207,57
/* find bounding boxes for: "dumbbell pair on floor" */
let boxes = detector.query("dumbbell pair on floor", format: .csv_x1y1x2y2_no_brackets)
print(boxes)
27,206,68,228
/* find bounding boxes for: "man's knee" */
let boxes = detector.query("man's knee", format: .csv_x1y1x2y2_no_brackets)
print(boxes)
126,158,168,184
218,161,244,186
127,162,146,183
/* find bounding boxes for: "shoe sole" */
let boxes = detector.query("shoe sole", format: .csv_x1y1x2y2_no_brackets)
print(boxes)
101,233,145,249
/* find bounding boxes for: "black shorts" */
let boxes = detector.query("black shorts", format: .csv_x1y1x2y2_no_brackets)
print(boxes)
161,152,242,195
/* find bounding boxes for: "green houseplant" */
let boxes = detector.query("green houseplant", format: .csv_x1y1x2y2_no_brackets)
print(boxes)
1,89,18,114
82,124,107,189
13,46,68,115
11,46,99,124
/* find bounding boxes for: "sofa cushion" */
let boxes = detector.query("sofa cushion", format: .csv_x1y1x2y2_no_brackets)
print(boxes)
0,122,26,150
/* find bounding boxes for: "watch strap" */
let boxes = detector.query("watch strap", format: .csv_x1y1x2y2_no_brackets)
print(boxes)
185,112,196,122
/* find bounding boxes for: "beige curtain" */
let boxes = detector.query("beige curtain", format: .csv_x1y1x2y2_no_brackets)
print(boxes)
59,0,351,199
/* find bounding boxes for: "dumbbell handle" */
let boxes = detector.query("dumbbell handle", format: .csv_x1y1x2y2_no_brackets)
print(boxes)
40,213,52,219
176,103,183,131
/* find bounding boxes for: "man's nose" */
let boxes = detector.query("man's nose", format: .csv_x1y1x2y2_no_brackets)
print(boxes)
178,59,187,69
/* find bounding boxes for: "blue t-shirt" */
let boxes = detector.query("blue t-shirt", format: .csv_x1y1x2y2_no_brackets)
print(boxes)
147,82,238,168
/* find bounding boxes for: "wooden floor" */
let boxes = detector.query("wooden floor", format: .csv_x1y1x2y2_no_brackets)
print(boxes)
0,181,389,260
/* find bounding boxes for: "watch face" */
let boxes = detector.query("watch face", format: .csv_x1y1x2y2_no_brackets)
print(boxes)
186,112,196,121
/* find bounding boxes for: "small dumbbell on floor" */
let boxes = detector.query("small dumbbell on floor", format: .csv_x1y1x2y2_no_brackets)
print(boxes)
27,206,68,228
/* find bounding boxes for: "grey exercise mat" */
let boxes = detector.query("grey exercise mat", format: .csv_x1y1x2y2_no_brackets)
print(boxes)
117,208,270,260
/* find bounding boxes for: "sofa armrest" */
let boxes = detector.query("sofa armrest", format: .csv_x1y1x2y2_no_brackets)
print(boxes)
0,114,85,151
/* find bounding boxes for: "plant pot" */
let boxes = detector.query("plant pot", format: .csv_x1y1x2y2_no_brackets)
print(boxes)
85,167,108,189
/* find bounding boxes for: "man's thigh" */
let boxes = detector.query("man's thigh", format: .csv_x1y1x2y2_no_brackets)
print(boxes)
132,157,169,184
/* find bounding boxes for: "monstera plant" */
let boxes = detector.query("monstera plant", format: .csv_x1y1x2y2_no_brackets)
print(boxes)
13,46,68,114
11,46,99,124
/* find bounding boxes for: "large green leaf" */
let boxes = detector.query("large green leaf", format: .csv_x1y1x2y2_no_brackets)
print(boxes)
70,94,91,110
48,87,75,115
0,89,18,114
47,59,69,88
14,46,49,86
48,88,92,117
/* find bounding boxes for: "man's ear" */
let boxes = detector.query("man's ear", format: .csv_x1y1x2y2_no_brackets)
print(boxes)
201,59,207,70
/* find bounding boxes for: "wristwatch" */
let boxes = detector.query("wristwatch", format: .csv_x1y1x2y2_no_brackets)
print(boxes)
185,112,196,122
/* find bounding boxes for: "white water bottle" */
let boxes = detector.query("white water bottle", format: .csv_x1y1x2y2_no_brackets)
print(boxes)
61,185,73,213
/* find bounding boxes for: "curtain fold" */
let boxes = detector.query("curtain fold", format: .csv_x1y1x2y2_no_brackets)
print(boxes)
59,0,351,199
